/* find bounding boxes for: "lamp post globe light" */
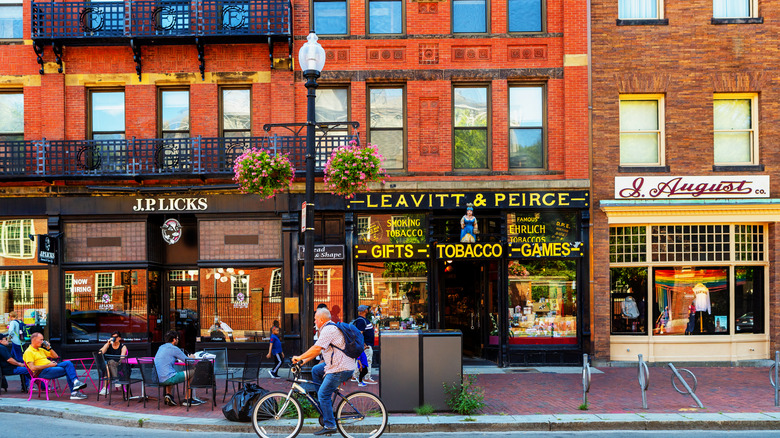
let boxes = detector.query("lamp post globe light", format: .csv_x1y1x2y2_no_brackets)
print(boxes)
299,31,325,354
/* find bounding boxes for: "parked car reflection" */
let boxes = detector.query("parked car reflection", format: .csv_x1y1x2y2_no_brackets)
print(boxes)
66,310,148,343
736,312,754,333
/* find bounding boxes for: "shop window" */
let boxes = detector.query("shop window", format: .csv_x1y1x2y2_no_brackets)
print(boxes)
0,1,22,39
220,87,251,137
653,267,730,336
618,0,661,19
314,268,331,303
368,87,405,170
0,92,23,141
734,266,763,334
0,269,47,341
610,267,648,334
269,269,282,303
201,267,281,342
160,89,190,138
508,0,543,32
609,226,647,263
619,95,664,166
652,225,729,262
0,219,34,260
313,0,348,34
453,0,487,33
713,0,755,18
509,85,545,169
735,224,764,262
368,0,403,34
65,269,148,343
507,260,577,344
0,270,33,305
453,86,489,170
714,94,757,165
357,261,428,330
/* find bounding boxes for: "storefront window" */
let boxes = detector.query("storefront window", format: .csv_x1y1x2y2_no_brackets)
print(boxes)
653,267,728,335
735,266,764,334
357,261,428,331
0,219,47,264
65,269,148,343
507,260,576,344
200,267,283,342
610,267,648,334
0,269,48,341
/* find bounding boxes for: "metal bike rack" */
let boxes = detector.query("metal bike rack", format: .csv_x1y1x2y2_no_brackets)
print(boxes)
769,351,779,407
582,353,591,406
637,354,650,409
668,363,703,408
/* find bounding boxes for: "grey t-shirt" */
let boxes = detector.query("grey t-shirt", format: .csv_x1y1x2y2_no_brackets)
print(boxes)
154,343,187,382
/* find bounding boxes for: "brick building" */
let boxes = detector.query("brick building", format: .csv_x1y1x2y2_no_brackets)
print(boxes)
0,0,589,365
592,0,777,363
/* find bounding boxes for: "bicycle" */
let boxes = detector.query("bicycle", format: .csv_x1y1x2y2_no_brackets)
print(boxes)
251,362,388,438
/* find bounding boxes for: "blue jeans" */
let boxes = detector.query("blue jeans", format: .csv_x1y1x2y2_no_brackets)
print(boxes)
311,363,353,429
37,360,79,392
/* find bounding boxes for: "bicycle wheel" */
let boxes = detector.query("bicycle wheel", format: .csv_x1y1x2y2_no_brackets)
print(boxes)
335,391,388,438
251,391,304,438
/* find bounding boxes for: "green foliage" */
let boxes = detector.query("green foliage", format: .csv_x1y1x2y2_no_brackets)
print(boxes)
443,375,486,416
414,404,435,416
323,141,388,198
232,148,295,199
578,403,589,410
294,393,319,418
454,129,488,169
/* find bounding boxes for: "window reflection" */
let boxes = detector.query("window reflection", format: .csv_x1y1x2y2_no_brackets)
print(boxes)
357,261,428,332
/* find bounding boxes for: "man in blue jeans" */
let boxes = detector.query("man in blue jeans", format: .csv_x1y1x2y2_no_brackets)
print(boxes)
23,332,87,399
293,308,356,436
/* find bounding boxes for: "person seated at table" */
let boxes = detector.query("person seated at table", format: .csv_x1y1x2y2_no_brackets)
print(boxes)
154,330,202,407
98,330,129,396
23,332,88,400
0,333,29,390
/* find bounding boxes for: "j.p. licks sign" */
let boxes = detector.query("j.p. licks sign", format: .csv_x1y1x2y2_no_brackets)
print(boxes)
132,197,208,212
348,191,589,210
615,176,770,199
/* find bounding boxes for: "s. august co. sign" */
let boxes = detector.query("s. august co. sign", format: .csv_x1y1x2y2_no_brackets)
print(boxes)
615,176,770,199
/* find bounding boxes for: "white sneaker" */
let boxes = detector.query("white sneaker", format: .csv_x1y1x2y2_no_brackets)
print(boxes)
364,378,377,385
114,383,122,389
72,380,87,391
70,391,87,400
99,387,108,396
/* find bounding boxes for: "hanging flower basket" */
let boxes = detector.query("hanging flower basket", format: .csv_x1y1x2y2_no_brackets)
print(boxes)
323,141,388,198
233,148,295,199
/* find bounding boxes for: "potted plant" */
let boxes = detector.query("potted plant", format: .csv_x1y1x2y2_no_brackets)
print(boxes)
233,148,295,199
323,140,388,198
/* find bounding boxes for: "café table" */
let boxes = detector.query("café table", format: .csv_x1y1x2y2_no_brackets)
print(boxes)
68,357,98,391
126,357,188,402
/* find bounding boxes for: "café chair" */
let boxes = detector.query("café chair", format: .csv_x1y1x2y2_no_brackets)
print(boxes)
184,358,216,411
105,354,141,407
24,363,61,401
137,358,180,410
203,348,231,398
92,351,109,401
224,352,262,402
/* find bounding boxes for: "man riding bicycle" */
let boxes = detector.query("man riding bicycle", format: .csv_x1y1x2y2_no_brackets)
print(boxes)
292,307,356,436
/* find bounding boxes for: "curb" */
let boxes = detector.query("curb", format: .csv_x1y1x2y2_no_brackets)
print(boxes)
3,400,780,432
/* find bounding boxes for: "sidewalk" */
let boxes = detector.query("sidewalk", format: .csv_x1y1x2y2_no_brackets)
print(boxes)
2,364,780,432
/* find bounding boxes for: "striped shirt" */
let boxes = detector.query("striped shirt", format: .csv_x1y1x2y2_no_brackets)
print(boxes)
315,322,357,374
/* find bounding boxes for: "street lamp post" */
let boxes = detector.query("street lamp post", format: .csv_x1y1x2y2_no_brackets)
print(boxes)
299,31,326,354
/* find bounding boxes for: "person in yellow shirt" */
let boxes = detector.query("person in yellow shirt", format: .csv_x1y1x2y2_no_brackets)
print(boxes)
23,332,88,400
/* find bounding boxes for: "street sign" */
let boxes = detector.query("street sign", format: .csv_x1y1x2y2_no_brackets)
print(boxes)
301,201,307,233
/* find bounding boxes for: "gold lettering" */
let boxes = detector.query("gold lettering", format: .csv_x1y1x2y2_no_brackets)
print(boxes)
495,193,506,204
396,195,409,208
452,194,464,206
371,245,382,258
366,195,379,208
509,193,520,207
404,245,414,258
529,193,541,206
558,192,570,206
381,194,392,208
562,243,571,256
435,194,447,207
542,193,556,206
412,194,426,207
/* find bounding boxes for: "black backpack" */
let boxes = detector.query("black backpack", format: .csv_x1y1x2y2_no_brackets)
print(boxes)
328,321,364,359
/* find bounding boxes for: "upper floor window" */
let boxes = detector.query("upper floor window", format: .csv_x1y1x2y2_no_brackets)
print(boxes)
714,93,757,165
90,90,125,140
0,92,23,141
0,1,22,39
509,85,544,169
453,0,487,33
508,0,543,32
618,0,661,19
0,219,34,259
160,89,190,138
369,87,404,170
369,0,403,34
221,88,251,137
713,0,754,18
313,0,348,35
619,94,664,166
453,86,489,169
316,87,349,134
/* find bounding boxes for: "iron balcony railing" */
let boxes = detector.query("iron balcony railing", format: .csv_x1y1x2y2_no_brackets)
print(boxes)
31,0,291,41
0,135,358,180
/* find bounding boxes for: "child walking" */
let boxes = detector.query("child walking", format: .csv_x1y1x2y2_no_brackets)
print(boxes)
267,325,284,378
356,350,369,387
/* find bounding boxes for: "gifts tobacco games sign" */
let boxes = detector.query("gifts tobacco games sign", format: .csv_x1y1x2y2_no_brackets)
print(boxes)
351,191,588,260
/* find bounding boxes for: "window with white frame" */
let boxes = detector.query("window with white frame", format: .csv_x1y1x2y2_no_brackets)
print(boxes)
369,87,404,170
713,0,755,18
0,92,23,141
618,0,661,19
231,274,250,304
619,95,664,166
358,271,374,299
0,270,33,304
0,219,34,259
65,273,74,304
270,268,282,302
313,268,331,302
0,1,23,39
714,94,757,165
357,216,372,243
95,272,115,302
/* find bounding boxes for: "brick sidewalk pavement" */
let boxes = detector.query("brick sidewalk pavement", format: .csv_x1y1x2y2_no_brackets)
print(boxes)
3,366,779,418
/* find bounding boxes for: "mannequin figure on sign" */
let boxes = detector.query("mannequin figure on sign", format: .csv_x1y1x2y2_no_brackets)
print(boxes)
460,206,478,243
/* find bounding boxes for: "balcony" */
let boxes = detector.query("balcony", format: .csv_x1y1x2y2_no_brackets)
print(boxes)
0,134,359,181
31,0,293,77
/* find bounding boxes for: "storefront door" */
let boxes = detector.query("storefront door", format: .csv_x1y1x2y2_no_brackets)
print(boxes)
442,261,498,359
164,270,199,354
